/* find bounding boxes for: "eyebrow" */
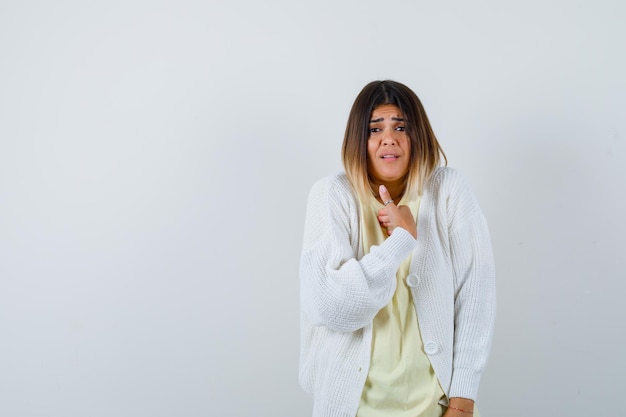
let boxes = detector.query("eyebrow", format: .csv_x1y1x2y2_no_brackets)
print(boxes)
369,117,405,123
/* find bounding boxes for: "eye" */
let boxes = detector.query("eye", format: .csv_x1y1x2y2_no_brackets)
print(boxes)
369,127,381,134
395,126,406,132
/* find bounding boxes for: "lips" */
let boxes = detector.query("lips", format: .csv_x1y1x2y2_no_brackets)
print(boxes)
381,153,400,159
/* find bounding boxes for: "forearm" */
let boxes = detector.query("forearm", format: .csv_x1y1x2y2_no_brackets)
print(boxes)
449,209,496,398
300,227,416,332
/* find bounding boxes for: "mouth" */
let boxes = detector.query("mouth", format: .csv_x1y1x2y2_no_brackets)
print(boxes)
380,153,400,160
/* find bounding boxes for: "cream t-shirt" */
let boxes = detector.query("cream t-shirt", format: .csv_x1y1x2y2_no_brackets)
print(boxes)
357,193,446,417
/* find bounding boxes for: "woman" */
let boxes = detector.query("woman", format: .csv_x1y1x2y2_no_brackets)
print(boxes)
299,80,496,417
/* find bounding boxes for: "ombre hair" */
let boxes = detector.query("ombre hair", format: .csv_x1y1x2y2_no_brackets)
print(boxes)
341,80,447,200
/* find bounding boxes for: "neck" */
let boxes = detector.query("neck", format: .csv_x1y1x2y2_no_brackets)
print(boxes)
371,178,406,203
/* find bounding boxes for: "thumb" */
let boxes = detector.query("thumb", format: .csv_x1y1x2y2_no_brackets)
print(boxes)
379,185,393,205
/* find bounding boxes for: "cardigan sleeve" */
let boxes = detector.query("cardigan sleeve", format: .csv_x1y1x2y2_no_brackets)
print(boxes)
443,169,497,400
299,176,417,333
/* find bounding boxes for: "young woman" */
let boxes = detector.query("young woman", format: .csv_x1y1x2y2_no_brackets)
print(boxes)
299,80,496,417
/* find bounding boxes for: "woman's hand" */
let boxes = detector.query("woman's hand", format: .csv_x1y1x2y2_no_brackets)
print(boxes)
377,185,417,239
443,397,475,417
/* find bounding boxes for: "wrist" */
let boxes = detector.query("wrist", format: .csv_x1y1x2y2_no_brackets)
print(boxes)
448,397,474,414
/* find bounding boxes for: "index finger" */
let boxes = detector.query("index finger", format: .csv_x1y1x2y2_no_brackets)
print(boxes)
379,185,395,207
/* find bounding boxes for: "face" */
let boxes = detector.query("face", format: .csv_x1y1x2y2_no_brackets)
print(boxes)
366,104,411,185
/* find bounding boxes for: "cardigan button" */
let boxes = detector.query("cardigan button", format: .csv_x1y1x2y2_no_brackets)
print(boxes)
406,274,420,287
424,341,439,354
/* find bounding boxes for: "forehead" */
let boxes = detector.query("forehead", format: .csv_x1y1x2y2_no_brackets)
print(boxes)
370,104,403,120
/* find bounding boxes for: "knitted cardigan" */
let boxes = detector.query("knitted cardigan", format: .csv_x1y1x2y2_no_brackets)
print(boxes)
299,167,496,417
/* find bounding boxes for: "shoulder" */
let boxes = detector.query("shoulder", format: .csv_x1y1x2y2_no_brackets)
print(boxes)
303,173,360,239
425,167,487,231
308,172,356,204
310,172,352,192
425,166,473,198
305,172,359,225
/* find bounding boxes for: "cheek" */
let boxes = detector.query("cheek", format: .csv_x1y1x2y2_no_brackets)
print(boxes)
367,141,377,159
402,138,411,156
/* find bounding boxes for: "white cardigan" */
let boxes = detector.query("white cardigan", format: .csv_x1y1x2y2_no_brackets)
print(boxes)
299,167,496,417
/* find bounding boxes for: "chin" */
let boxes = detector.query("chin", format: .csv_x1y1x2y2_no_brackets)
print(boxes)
382,172,407,182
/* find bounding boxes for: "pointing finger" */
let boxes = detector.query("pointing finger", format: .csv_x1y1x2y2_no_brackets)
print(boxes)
379,185,394,207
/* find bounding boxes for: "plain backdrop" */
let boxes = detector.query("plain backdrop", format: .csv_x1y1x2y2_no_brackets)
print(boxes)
1,1,624,416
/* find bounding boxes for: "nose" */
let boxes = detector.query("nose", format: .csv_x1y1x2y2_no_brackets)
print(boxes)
382,130,397,145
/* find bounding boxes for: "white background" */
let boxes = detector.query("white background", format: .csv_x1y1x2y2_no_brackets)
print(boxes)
1,1,624,416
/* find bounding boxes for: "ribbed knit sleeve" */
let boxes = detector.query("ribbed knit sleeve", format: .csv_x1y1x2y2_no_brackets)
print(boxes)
437,169,497,400
300,175,417,333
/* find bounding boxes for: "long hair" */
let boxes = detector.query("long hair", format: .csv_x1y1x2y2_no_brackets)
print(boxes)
341,80,447,200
